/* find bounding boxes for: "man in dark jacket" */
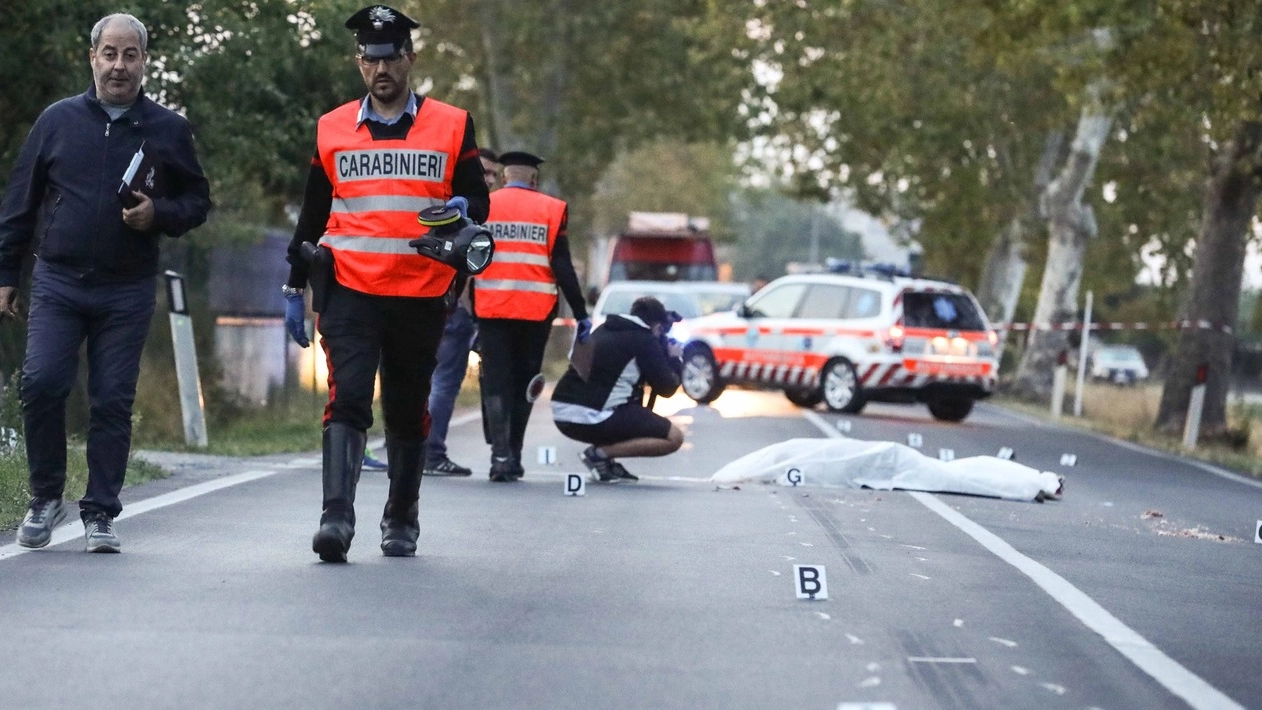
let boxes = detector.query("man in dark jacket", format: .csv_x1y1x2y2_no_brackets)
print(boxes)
0,13,211,553
551,297,684,482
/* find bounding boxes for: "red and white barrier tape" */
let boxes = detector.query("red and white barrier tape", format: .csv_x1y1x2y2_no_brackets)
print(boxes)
995,320,1233,335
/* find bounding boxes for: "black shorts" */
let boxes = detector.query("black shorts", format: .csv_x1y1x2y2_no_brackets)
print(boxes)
555,404,671,447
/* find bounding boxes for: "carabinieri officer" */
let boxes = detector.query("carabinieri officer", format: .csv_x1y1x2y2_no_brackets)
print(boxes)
283,4,489,562
474,151,589,482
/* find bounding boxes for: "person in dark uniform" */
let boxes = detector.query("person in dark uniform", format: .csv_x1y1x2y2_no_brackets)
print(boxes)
474,151,589,482
552,297,685,482
421,148,501,477
0,12,211,553
283,4,489,562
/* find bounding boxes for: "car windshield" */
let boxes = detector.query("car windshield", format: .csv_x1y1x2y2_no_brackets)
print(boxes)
1096,348,1143,364
901,292,986,331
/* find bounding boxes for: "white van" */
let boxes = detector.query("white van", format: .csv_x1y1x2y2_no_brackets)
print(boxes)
672,271,999,422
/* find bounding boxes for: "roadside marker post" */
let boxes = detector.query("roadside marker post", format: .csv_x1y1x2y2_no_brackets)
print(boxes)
564,473,585,496
1051,355,1068,419
793,564,828,600
1184,363,1209,451
165,271,207,448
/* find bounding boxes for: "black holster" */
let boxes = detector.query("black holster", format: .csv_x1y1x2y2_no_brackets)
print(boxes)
299,241,335,314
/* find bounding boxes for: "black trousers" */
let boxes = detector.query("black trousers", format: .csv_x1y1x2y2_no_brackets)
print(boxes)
477,318,552,462
317,283,446,439
22,261,156,519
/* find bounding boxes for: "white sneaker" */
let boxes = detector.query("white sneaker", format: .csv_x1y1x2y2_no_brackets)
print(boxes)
83,514,121,553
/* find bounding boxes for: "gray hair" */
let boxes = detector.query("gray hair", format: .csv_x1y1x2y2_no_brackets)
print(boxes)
91,13,148,52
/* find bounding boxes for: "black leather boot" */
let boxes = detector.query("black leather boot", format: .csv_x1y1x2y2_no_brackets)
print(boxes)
509,396,535,480
483,395,517,482
380,435,424,557
311,423,366,562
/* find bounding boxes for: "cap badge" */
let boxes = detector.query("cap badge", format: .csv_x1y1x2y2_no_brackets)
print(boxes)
369,6,395,30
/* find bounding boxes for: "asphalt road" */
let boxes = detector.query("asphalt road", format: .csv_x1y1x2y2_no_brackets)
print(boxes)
1,389,1260,710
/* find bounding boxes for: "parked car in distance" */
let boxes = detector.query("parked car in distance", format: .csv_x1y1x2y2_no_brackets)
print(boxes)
1089,345,1149,385
670,269,1000,422
591,280,751,327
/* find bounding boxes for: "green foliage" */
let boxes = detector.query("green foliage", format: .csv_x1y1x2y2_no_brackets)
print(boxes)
580,139,738,241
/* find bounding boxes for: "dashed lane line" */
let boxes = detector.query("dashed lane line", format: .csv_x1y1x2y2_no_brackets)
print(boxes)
802,407,1245,710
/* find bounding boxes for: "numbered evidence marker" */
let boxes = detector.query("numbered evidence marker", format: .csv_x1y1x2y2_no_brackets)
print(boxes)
938,448,955,462
997,446,1015,460
1255,520,1261,544
906,433,923,448
836,419,852,433
537,445,557,465
793,564,828,600
1059,453,1078,467
564,473,586,497
783,467,804,487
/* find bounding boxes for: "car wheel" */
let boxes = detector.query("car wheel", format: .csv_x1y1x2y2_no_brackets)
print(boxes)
822,359,865,413
927,397,974,422
681,345,725,404
784,387,824,409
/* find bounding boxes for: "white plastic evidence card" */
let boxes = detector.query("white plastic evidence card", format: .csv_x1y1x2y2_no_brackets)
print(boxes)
537,445,557,465
564,473,585,496
793,564,828,600
783,467,803,487
907,433,923,448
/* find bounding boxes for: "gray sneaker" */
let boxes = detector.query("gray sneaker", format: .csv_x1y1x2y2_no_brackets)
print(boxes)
83,513,121,553
16,498,67,548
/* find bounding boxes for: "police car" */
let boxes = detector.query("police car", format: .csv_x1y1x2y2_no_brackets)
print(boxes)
671,268,999,422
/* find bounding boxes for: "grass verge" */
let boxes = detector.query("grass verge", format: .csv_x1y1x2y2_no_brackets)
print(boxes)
0,445,169,531
994,380,1262,479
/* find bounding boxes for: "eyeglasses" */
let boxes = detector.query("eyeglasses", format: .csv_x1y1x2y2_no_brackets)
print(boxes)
357,53,406,67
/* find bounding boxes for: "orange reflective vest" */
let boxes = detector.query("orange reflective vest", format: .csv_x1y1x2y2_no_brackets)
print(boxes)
474,187,565,320
316,97,466,297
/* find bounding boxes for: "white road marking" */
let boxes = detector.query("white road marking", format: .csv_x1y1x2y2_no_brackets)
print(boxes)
1,468,283,561
803,407,1246,710
845,633,865,645
909,573,930,580
990,637,1018,648
1011,666,1030,676
769,570,781,576
953,619,964,628
907,657,977,664
899,544,927,550
857,677,882,688
911,491,1244,710
984,403,1262,492
817,612,832,620
866,662,881,672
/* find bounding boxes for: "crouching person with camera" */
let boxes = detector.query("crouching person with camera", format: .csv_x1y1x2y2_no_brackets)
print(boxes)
551,297,685,483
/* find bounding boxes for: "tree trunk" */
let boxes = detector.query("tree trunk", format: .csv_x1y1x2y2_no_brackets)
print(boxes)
975,132,1063,361
1154,119,1262,437
1011,106,1112,400
474,0,520,151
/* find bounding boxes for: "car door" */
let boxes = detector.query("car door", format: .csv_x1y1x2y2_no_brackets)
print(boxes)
718,281,807,381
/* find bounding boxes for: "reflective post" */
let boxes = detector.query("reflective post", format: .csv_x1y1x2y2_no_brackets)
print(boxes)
1183,363,1208,451
165,271,208,447
1051,349,1068,419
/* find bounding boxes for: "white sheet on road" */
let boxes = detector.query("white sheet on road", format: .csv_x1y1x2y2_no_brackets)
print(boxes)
709,437,1064,502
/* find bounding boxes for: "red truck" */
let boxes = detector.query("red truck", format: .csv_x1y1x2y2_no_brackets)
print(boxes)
591,212,719,287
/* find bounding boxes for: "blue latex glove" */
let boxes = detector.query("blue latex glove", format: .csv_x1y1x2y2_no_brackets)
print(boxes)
445,196,469,219
284,292,310,348
576,318,592,343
